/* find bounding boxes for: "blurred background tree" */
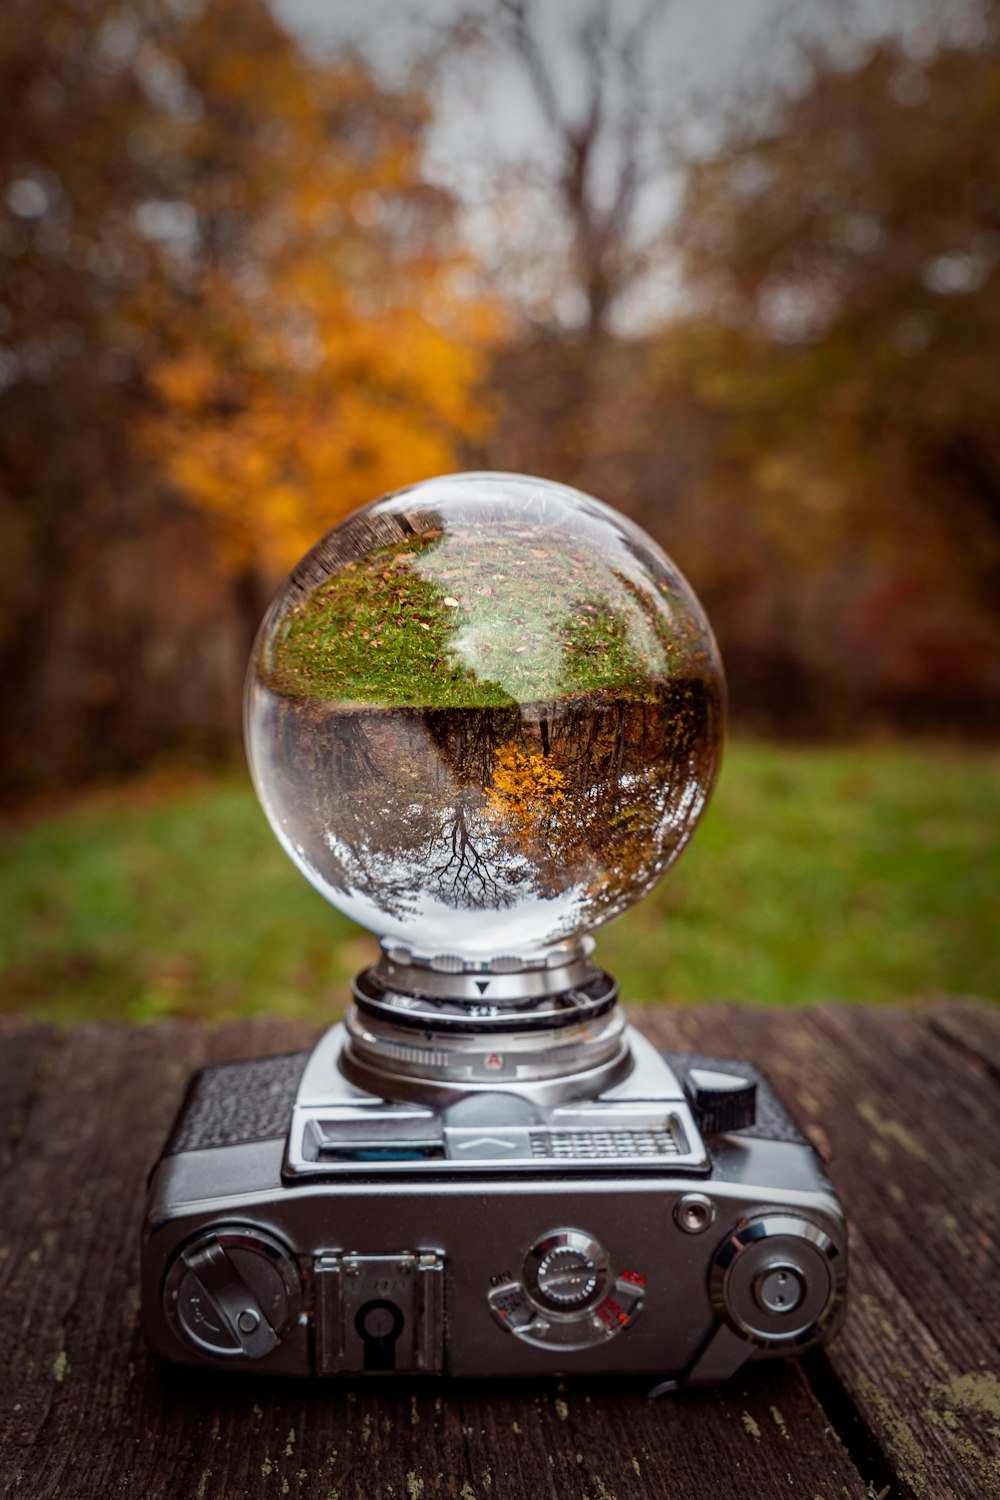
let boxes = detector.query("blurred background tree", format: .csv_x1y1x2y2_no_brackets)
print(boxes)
469,0,1000,732
1,0,998,1016
0,0,494,787
671,16,1000,729
5,0,998,791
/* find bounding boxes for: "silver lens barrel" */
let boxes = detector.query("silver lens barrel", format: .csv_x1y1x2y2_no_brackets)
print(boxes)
339,949,631,1105
374,938,599,1007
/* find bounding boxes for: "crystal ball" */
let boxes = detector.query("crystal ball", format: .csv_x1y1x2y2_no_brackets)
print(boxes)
245,472,725,962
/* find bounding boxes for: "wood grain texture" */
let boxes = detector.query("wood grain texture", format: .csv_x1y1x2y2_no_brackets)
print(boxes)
636,1002,1000,1500
0,1021,56,1177
1,1005,996,1500
926,998,1000,1083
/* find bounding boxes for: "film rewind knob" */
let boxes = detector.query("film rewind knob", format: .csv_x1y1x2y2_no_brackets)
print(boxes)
164,1226,301,1359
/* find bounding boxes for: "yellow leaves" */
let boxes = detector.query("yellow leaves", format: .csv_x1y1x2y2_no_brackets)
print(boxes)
148,295,493,573
135,12,503,579
150,351,221,411
147,362,475,573
486,743,567,841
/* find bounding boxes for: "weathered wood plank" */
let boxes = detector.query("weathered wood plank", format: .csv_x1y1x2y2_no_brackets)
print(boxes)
91,1357,865,1500
0,1020,57,1178
1,1024,214,1495
925,998,1000,1082
635,1004,1000,1500
0,1017,870,1500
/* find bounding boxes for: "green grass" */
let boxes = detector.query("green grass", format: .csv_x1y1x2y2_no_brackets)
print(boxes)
2,742,997,1023
266,523,701,707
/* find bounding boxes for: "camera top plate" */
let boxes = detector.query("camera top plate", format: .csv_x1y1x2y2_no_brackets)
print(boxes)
283,1025,711,1182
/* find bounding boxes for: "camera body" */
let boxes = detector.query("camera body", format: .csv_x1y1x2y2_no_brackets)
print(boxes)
142,974,846,1389
142,474,848,1389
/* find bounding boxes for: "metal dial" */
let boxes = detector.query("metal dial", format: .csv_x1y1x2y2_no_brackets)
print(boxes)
523,1230,608,1314
535,1245,599,1307
490,1229,644,1350
164,1225,301,1359
709,1213,844,1348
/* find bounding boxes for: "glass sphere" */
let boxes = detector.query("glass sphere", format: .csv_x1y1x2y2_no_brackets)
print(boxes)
246,472,725,962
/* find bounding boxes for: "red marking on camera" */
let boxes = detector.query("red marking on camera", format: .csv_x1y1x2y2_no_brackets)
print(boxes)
600,1297,625,1324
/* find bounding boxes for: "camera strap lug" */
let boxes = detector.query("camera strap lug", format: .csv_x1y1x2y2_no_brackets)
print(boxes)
647,1324,752,1398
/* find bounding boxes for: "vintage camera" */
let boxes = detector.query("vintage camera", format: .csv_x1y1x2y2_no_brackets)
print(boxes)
141,473,847,1388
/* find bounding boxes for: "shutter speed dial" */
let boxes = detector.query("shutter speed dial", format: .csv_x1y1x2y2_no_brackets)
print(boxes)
523,1231,608,1313
488,1228,644,1349
535,1245,599,1308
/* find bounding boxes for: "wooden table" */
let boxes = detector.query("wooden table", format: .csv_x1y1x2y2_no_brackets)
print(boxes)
2,1003,998,1500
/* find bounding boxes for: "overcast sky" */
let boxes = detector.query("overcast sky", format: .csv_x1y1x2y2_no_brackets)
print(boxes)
271,0,968,328
274,0,950,141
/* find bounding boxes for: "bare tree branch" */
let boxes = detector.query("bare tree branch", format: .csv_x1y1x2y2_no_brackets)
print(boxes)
497,0,563,128
495,0,671,335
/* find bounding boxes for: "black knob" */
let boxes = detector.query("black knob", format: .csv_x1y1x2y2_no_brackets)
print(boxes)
164,1226,301,1358
685,1067,757,1133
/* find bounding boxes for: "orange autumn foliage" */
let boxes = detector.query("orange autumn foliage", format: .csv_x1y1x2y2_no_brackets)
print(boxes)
486,742,568,843
138,0,501,574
